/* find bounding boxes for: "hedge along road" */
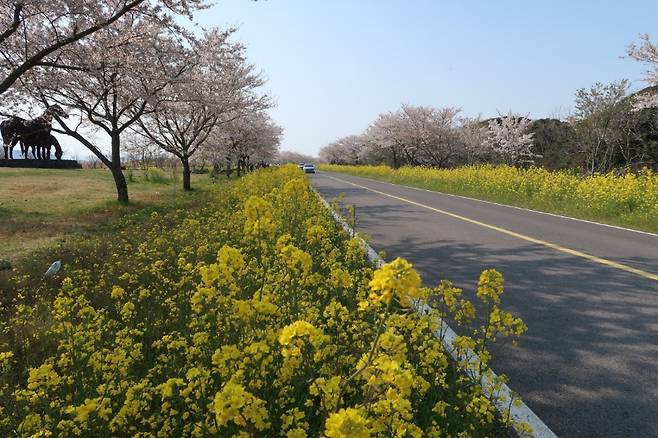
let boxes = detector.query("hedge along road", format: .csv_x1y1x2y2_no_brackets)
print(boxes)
310,171,658,438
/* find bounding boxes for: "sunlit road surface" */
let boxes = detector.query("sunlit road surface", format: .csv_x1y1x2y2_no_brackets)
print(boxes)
311,171,658,438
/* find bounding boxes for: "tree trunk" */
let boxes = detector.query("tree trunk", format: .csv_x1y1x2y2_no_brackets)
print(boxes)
111,132,129,203
225,159,232,178
111,165,129,204
391,148,399,169
182,156,191,191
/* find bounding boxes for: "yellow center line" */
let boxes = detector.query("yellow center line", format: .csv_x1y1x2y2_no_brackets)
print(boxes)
324,174,658,282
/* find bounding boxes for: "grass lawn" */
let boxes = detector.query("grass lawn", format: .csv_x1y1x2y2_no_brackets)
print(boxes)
0,167,215,263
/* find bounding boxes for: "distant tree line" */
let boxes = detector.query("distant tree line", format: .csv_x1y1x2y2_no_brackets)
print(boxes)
277,150,317,165
320,36,658,174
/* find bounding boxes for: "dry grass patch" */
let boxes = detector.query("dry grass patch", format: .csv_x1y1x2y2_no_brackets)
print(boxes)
0,168,212,262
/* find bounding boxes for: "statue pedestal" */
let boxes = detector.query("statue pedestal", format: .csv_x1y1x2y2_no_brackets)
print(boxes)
0,159,82,169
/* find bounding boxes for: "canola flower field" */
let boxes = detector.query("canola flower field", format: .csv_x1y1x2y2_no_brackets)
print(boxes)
0,165,527,437
320,164,658,233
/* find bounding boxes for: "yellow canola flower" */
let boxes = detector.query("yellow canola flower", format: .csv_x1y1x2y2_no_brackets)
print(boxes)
158,378,185,399
3,165,529,437
279,244,313,274
356,355,416,399
329,267,353,289
110,286,125,299
0,351,14,366
65,397,106,424
213,382,270,431
27,363,61,391
199,245,246,286
377,330,407,362
278,321,325,358
282,177,310,199
244,195,276,236
120,302,135,319
476,269,504,304
306,224,328,243
321,164,658,232
367,257,422,307
324,408,370,438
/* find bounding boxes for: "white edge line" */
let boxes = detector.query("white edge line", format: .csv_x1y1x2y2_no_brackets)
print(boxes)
311,185,558,438
320,170,658,238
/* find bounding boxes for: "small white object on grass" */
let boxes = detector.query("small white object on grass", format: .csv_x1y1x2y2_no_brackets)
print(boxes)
44,261,61,277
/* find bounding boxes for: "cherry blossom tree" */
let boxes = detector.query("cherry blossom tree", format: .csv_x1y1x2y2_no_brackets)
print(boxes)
25,11,192,202
485,112,535,165
627,34,658,109
205,112,282,177
397,104,463,167
625,35,658,168
366,110,415,168
135,29,270,191
277,150,316,165
361,104,466,167
0,0,205,99
459,117,490,164
317,142,341,164
124,132,169,170
319,135,368,164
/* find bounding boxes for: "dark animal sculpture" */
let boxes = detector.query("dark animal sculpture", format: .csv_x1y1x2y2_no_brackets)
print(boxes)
45,135,63,160
1,105,67,159
1,117,25,159
21,134,63,160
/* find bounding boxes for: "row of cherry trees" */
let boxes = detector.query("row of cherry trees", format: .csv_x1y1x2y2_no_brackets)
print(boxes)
320,34,658,172
320,106,535,168
0,1,281,202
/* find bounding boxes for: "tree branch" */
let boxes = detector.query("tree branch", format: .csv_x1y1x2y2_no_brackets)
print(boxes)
0,0,145,94
0,2,23,45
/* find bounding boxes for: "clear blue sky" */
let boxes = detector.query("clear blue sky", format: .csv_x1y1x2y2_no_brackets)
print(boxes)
193,0,657,157
60,0,658,159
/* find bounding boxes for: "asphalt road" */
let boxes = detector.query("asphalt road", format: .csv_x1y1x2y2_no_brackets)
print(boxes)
311,171,658,438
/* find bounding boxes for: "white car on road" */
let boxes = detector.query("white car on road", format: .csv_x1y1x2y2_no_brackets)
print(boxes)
303,163,316,174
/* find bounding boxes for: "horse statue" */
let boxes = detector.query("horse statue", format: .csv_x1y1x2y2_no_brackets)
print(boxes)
1,105,68,159
45,135,63,160
22,134,63,160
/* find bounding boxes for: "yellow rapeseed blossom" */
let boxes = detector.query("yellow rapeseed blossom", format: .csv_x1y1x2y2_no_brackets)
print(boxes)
120,301,135,319
279,244,313,274
324,408,370,438
476,269,504,305
321,164,658,233
158,378,185,399
367,257,422,307
26,364,61,391
110,286,125,299
278,321,325,358
2,165,528,437
65,397,103,424
213,382,270,431
0,351,13,367
244,195,276,236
